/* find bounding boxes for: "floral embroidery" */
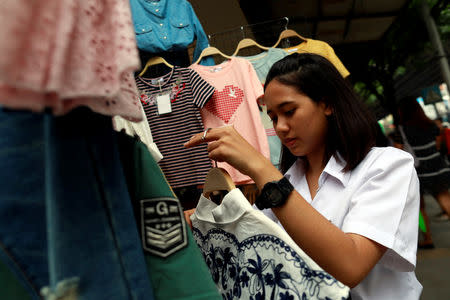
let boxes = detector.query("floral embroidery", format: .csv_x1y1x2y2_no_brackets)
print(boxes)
140,82,186,106
193,228,349,300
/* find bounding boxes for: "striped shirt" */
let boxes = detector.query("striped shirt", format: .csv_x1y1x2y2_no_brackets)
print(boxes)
404,123,450,178
136,67,215,188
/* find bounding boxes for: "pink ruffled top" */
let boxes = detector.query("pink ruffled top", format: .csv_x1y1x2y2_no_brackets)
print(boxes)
0,0,143,121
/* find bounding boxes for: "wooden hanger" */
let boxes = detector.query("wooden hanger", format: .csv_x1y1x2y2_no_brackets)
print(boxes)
193,46,232,65
232,38,269,56
139,56,173,77
273,29,307,48
202,167,235,198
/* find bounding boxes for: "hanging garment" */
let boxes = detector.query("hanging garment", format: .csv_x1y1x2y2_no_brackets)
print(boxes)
0,107,155,300
136,67,215,188
191,189,350,300
283,39,350,78
237,48,288,169
0,0,142,121
237,48,288,84
114,103,163,162
117,133,222,300
190,58,270,184
130,0,210,64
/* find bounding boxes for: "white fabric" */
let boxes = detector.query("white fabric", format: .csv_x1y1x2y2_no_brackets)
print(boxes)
259,147,423,300
191,188,350,300
113,104,163,162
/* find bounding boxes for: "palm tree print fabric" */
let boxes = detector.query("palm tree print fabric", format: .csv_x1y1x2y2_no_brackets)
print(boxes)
191,189,350,300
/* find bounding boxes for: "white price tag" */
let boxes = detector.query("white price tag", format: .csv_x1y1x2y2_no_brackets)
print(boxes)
157,93,172,115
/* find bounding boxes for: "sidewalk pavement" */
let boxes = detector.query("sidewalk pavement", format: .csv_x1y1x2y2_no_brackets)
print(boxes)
415,194,450,299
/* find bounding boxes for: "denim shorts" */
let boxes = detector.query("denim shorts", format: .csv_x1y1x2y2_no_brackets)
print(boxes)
0,107,154,300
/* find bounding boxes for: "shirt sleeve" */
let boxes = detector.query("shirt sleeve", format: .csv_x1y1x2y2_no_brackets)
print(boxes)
188,69,215,108
248,60,264,101
187,2,214,66
323,43,350,78
342,148,420,271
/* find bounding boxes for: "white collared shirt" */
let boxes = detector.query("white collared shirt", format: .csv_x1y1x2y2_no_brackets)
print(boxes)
192,188,350,300
258,147,423,300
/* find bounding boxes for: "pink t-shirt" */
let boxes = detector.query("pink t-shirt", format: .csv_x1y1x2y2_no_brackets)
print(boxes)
190,57,269,184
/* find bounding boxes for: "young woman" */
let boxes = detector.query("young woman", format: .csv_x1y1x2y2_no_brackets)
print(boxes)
185,53,422,299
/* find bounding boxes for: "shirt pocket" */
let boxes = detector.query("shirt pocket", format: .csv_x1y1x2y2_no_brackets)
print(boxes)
169,20,194,48
134,23,157,51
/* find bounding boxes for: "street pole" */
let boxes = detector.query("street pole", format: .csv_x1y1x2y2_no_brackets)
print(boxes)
420,0,450,95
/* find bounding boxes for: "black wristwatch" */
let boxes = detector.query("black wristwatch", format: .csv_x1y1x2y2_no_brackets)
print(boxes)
255,176,294,209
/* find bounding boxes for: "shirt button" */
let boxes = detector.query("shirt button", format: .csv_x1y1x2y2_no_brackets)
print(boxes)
155,9,159,12
163,36,167,39
179,23,183,26
142,29,145,32
160,23,163,26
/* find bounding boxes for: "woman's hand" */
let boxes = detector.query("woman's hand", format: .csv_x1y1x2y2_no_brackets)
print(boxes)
184,126,278,185
183,208,196,229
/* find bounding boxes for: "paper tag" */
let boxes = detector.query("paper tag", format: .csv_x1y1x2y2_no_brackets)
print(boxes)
151,77,165,85
157,93,172,115
209,66,223,73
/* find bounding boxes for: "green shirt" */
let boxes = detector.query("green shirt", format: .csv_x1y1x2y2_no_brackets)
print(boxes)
117,133,221,300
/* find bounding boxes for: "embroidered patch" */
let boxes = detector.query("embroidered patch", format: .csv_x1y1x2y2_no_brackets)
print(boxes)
140,197,187,258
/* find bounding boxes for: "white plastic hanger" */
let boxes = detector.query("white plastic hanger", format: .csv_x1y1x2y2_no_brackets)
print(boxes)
193,46,232,65
139,56,173,77
202,166,235,198
232,38,269,56
273,29,307,48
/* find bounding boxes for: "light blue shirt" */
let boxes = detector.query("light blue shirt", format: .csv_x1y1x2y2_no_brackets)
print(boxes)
130,0,210,63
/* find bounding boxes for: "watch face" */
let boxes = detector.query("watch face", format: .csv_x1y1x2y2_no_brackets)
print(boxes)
265,182,284,206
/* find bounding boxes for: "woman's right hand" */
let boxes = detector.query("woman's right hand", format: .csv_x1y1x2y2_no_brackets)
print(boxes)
184,126,270,180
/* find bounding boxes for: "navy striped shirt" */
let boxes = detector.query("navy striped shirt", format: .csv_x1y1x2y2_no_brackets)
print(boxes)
404,123,450,178
136,67,215,188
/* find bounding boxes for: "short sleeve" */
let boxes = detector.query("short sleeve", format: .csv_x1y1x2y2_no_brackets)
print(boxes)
342,148,420,271
248,61,264,101
188,69,215,108
323,44,350,78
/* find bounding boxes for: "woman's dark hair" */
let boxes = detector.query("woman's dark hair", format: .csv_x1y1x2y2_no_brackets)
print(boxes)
264,53,377,173
397,96,434,128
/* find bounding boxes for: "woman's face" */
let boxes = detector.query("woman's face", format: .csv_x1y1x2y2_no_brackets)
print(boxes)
264,80,331,158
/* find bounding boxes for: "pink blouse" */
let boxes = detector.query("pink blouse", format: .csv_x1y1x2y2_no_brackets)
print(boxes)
0,0,142,121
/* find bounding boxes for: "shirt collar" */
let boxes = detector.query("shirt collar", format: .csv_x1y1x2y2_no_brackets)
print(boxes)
321,153,350,187
285,154,350,188
194,189,250,224
141,0,167,17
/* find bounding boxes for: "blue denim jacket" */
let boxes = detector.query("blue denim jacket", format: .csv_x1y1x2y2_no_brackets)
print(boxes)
130,0,209,63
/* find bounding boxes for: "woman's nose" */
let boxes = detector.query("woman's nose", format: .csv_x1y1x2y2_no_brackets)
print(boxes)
275,118,289,133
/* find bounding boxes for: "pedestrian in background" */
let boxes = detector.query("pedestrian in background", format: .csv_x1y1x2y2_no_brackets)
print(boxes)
398,96,450,223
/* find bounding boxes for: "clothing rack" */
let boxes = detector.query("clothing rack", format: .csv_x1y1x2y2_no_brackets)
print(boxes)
206,17,309,57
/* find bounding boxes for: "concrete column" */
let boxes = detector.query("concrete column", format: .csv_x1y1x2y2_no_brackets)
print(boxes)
420,0,450,91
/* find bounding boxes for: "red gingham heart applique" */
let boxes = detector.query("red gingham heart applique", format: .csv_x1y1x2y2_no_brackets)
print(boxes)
204,85,244,124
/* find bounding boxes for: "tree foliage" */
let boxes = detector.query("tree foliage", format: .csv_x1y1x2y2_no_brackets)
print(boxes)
352,0,449,121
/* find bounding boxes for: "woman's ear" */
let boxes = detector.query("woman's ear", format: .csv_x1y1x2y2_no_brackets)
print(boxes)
319,101,333,116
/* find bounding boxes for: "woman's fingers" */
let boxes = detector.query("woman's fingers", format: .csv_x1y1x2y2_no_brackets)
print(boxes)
184,127,229,148
183,208,196,229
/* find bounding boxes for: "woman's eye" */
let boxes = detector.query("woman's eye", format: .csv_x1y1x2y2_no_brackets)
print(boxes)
284,109,295,116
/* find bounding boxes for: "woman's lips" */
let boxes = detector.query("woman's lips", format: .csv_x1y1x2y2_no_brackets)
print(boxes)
284,138,297,147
